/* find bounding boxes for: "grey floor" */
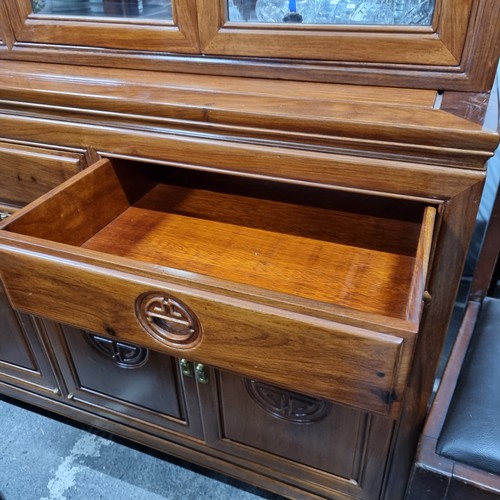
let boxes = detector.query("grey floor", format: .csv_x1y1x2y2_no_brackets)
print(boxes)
0,396,284,500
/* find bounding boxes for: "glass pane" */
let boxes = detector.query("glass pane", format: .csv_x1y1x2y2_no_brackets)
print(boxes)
31,0,173,20
228,0,435,25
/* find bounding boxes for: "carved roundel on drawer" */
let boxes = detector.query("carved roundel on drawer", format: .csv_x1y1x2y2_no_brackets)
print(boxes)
245,379,331,424
136,292,201,348
85,333,149,369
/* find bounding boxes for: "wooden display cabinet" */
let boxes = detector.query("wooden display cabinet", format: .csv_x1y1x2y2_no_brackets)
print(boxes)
0,1,498,499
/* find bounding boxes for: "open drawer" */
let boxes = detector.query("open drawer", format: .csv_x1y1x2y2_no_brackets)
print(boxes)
0,158,436,416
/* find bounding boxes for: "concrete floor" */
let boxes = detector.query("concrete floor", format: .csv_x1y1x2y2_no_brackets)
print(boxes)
0,396,283,500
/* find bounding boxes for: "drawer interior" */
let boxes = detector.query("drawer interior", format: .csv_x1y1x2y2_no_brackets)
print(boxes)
2,158,434,322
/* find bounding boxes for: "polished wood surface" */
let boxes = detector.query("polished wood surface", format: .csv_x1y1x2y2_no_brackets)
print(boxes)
0,61,497,170
0,285,36,371
0,239,411,415
382,179,486,500
3,158,140,246
0,59,438,105
3,0,200,52
76,166,433,320
0,142,84,207
82,201,418,318
199,0,469,64
1,157,436,323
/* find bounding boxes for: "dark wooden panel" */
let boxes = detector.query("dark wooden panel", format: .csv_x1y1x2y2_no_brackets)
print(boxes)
46,323,205,439
63,328,183,419
218,371,364,479
0,284,36,370
0,283,58,392
200,370,394,499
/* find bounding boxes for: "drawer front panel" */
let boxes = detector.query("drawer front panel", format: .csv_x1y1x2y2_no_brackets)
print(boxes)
0,242,408,416
0,143,83,207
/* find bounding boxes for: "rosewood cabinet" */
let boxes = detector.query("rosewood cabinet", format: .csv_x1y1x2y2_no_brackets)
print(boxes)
0,1,499,499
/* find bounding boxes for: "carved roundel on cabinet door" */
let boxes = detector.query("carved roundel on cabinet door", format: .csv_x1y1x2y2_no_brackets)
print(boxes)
85,333,149,369
136,292,201,348
245,379,331,424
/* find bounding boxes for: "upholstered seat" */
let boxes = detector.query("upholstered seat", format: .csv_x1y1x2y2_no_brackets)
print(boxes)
437,297,500,476
407,150,500,499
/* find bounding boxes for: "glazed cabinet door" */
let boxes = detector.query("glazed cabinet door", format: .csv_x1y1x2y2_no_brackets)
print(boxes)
44,322,205,439
1,0,498,88
200,370,394,500
198,0,466,63
3,0,199,52
0,283,59,396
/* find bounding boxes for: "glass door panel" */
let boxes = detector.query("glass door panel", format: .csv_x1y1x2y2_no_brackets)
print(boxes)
31,0,173,20
228,0,435,25
200,0,471,66
7,0,198,52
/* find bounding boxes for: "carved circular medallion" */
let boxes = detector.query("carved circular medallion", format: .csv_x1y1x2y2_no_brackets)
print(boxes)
136,292,201,348
86,333,148,369
245,379,331,424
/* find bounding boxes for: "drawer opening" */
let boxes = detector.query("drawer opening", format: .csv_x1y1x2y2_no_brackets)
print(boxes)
1,157,435,323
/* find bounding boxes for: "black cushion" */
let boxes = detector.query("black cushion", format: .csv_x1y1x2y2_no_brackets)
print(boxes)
436,297,500,475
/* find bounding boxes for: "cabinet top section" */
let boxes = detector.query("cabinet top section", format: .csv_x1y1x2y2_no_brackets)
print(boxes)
0,0,498,91
0,60,498,172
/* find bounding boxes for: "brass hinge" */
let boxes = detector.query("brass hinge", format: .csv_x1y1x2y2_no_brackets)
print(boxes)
180,359,209,384
194,363,209,384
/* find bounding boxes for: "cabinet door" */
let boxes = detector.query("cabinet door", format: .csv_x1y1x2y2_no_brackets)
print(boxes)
198,0,472,65
201,371,394,500
4,0,199,52
0,283,59,395
46,323,204,439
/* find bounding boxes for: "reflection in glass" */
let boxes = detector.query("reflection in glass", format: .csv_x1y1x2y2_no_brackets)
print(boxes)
228,0,435,25
31,0,173,20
